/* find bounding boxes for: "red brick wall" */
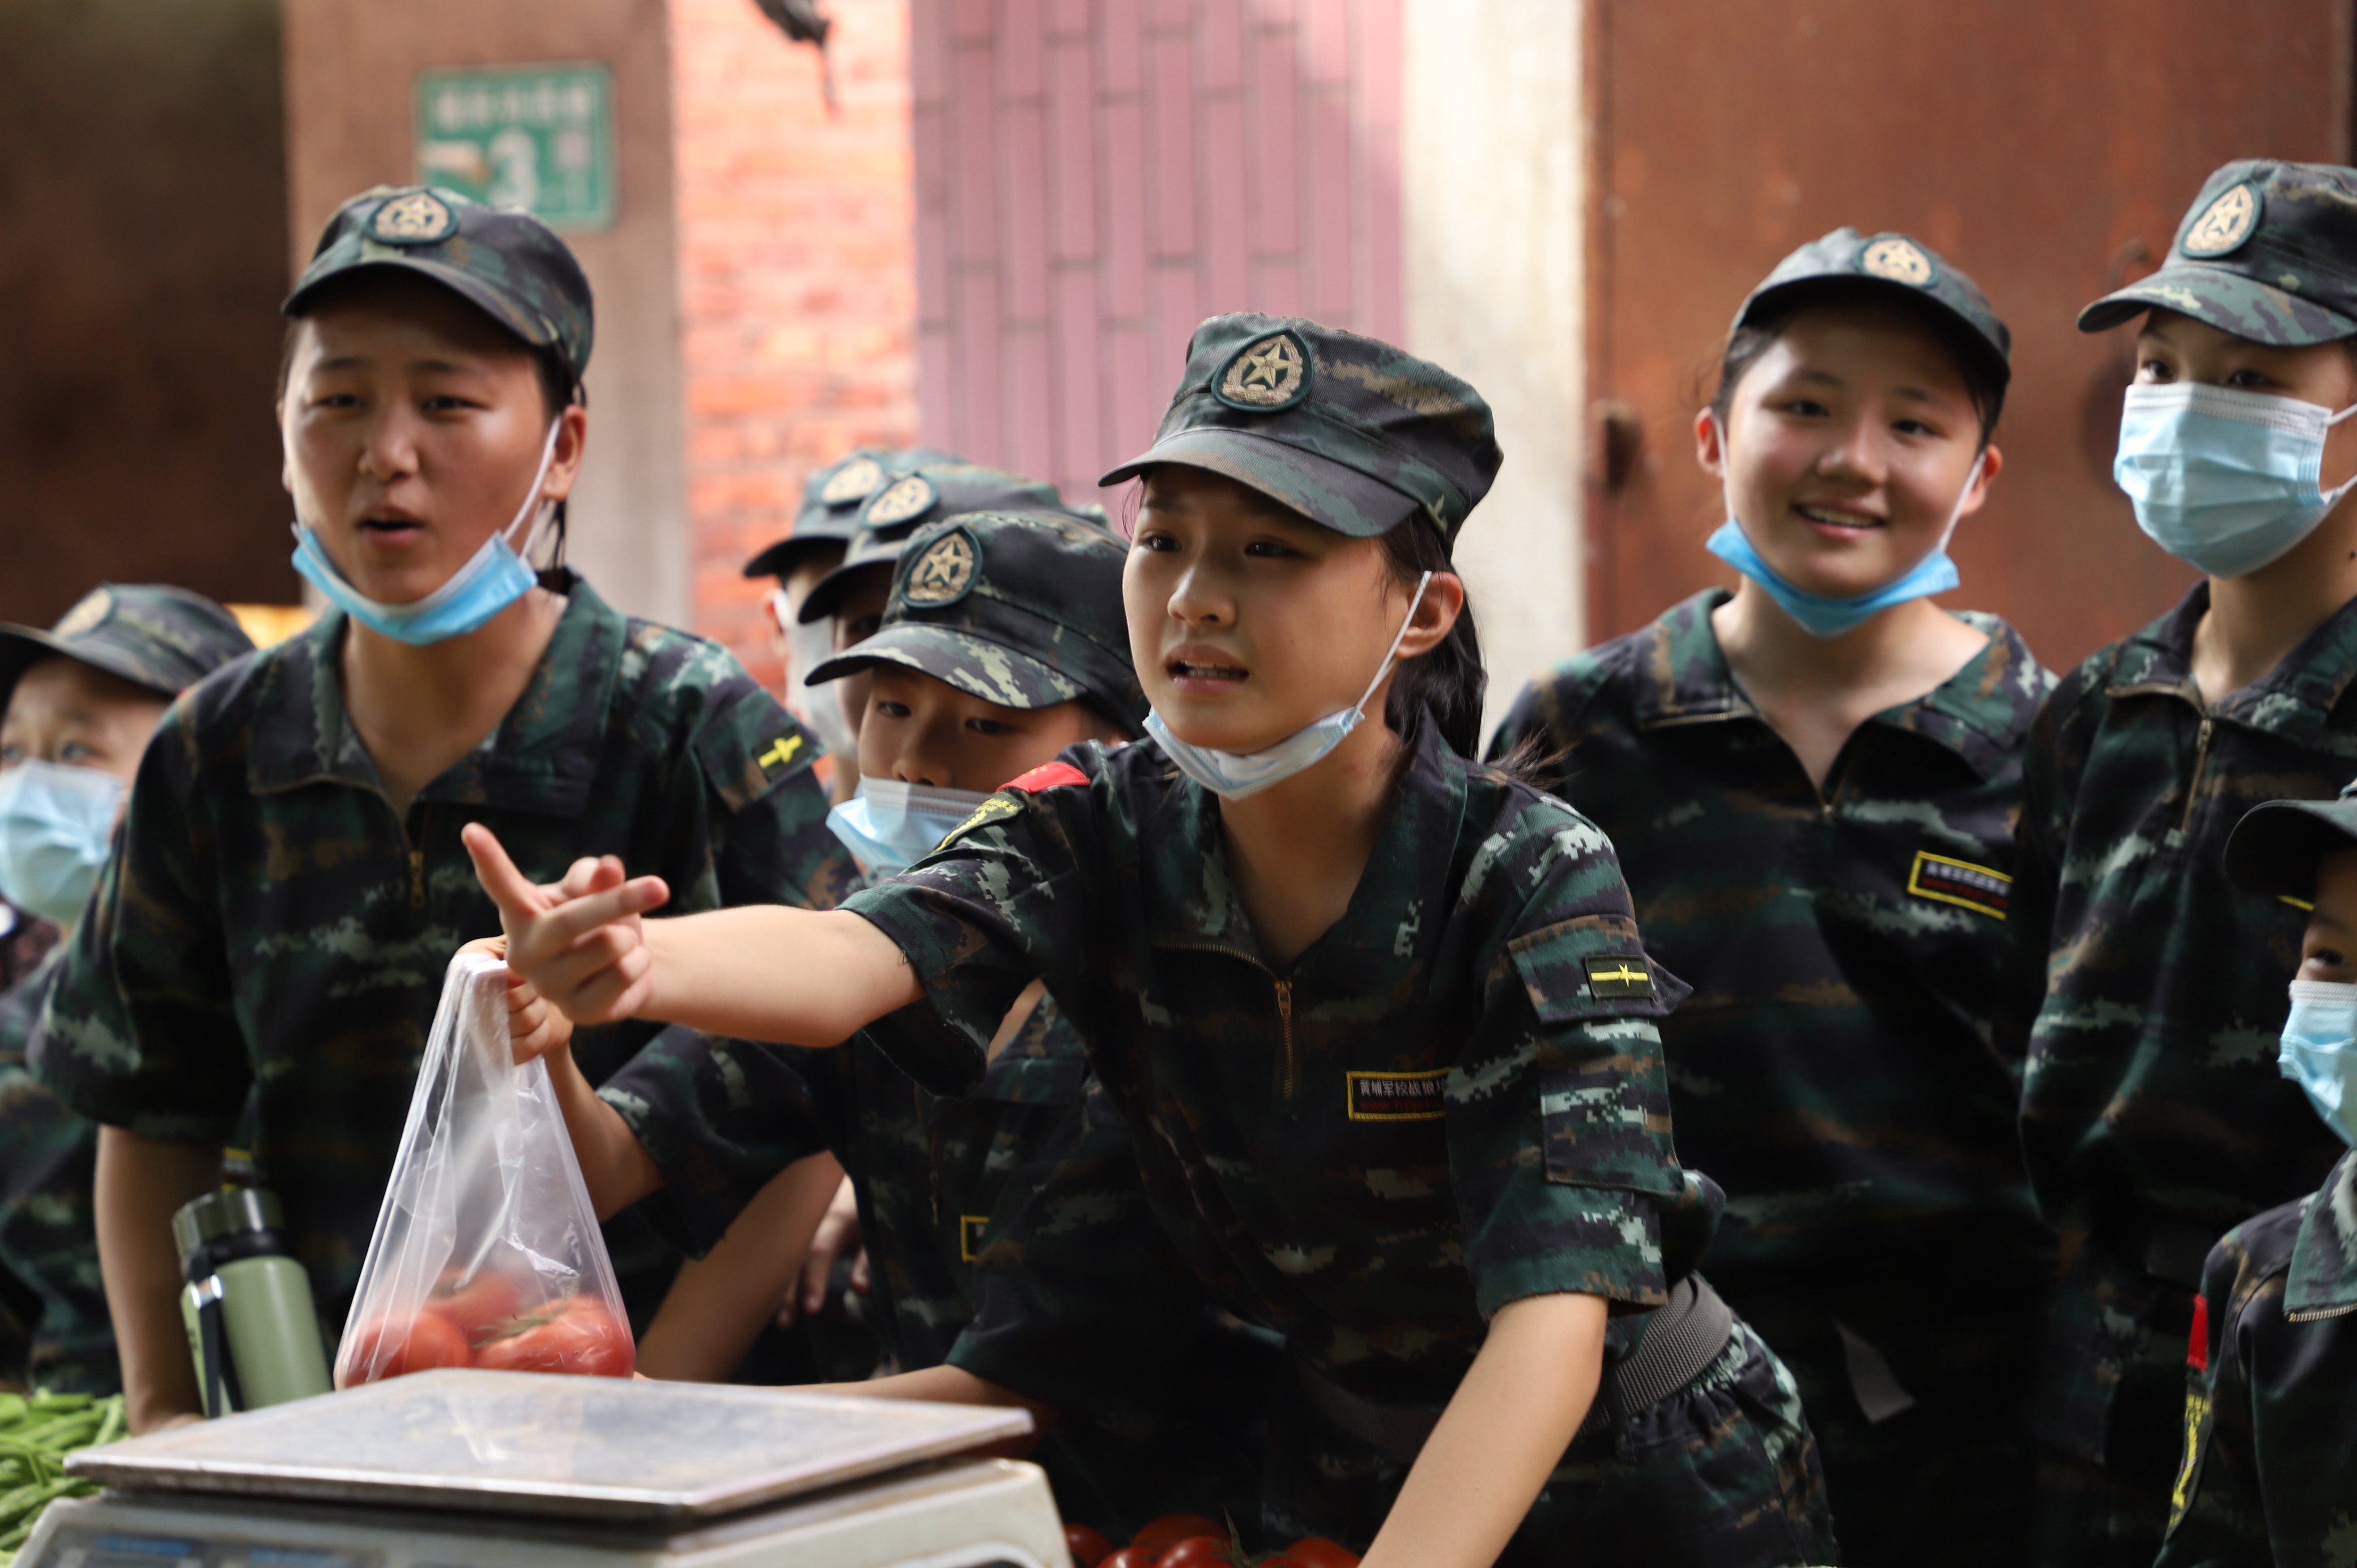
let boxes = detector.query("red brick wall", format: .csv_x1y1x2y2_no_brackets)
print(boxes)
911,0,1403,506
675,0,919,684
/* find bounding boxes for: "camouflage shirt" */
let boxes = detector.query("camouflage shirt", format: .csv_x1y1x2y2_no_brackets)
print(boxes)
2157,1149,2357,1568
845,714,1716,1408
0,947,112,1393
2015,583,2357,1459
1488,592,2056,1286
29,575,854,1328
599,996,1092,1374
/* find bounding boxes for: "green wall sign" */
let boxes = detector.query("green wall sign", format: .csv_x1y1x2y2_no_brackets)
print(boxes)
414,63,614,231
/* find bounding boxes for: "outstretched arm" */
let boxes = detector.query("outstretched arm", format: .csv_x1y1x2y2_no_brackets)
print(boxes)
1362,1292,1608,1568
463,824,920,1045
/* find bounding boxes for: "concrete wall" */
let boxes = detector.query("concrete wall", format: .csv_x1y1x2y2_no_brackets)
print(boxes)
674,0,918,685
0,0,292,624
1401,0,1584,732
280,0,690,627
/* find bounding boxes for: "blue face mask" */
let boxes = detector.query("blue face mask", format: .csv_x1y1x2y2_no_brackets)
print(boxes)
0,760,125,928
2282,978,2357,1147
288,420,564,646
1704,423,1986,640
1147,572,1431,801
2115,382,2357,578
826,776,994,879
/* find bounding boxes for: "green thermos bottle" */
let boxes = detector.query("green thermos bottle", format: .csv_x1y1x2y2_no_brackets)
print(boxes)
173,1188,333,1417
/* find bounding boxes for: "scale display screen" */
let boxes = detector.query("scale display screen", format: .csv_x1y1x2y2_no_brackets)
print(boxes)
45,1531,380,1568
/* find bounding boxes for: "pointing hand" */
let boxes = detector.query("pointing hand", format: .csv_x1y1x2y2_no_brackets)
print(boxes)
462,823,670,1025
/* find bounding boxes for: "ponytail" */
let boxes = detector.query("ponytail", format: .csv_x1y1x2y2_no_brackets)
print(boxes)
1374,517,1486,759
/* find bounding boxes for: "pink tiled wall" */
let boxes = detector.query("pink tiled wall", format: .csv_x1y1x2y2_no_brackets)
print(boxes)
910,0,1403,505
675,0,919,685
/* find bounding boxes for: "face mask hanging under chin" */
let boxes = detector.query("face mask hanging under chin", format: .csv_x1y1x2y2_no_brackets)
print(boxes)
826,776,995,878
1703,411,1986,640
1146,572,1433,801
287,420,565,647
2113,381,2357,578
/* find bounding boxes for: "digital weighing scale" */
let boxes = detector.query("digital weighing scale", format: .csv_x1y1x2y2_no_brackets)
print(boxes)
19,1369,1072,1568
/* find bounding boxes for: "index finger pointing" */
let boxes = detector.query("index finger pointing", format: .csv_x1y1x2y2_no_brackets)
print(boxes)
462,823,545,918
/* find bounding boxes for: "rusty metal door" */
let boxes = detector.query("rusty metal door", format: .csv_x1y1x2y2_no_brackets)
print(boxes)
1584,1,2352,667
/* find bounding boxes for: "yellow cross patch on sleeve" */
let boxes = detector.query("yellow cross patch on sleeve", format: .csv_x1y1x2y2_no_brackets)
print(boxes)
1583,955,1656,999
756,734,805,773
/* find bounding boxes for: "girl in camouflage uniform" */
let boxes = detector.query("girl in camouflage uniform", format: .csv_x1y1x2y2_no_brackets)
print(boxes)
1491,231,2055,1566
479,315,1837,1567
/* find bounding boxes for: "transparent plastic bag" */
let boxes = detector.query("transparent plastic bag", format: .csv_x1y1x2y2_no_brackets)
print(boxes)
335,951,636,1386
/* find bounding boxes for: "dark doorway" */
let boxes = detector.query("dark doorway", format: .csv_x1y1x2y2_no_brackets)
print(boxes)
1,0,295,625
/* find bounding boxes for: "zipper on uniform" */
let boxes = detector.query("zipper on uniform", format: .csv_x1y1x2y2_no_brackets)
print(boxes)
407,803,430,908
2179,717,2214,836
1275,978,1296,1098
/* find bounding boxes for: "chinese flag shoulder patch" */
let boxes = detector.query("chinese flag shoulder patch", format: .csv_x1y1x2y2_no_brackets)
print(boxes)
1003,761,1088,794
2188,1293,2210,1371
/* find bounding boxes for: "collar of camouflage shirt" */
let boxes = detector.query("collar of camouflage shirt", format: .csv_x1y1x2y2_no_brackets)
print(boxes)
1141,707,1469,974
2105,581,2357,746
2284,1149,2357,1319
1628,588,2044,779
244,569,620,819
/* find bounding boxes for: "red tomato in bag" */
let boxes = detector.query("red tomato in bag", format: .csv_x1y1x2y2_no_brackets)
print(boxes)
1063,1524,1114,1567
1130,1516,1225,1557
423,1272,527,1345
1156,1537,1236,1567
1098,1552,1159,1568
1279,1540,1360,1568
341,1310,470,1383
473,1297,635,1377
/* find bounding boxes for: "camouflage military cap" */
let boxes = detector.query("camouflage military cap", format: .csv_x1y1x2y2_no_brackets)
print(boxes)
1734,227,2012,390
806,511,1143,729
795,461,1107,624
2224,779,2357,900
741,446,962,581
0,584,254,715
1100,313,1501,549
285,185,595,383
2079,161,2357,346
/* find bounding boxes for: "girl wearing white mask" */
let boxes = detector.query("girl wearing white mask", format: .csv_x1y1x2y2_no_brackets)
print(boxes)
0,583,252,1396
28,188,852,1434
471,315,1837,1568
2014,159,2357,1566
1489,232,2052,1566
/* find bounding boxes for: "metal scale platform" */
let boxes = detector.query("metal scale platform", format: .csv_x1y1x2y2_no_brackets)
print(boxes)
20,1369,1070,1568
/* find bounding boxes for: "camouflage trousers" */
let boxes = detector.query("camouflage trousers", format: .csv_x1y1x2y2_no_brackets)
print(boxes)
1261,1322,1839,1566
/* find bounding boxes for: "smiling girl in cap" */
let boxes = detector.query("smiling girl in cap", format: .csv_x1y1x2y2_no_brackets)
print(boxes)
472,313,1835,1567
1491,227,2052,1564
2011,158,2357,1565
28,186,852,1433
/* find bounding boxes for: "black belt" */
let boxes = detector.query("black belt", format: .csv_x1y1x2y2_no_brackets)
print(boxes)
1296,1275,1738,1464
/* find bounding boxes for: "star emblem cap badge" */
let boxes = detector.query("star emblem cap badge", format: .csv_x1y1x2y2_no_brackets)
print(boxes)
1214,330,1313,411
1858,236,1937,288
820,456,886,506
2182,184,2261,259
369,190,458,246
901,527,980,607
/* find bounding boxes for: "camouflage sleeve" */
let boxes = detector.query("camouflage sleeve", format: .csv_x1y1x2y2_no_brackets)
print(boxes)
595,1025,844,1258
1483,655,1607,799
2155,1236,2272,1567
29,702,248,1143
947,1081,1210,1429
1451,796,1697,1319
689,672,858,913
840,762,1105,1097
0,953,114,1393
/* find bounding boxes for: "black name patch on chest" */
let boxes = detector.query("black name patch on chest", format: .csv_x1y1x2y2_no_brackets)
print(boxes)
1346,1068,1449,1122
1582,954,1656,999
1907,850,2010,919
